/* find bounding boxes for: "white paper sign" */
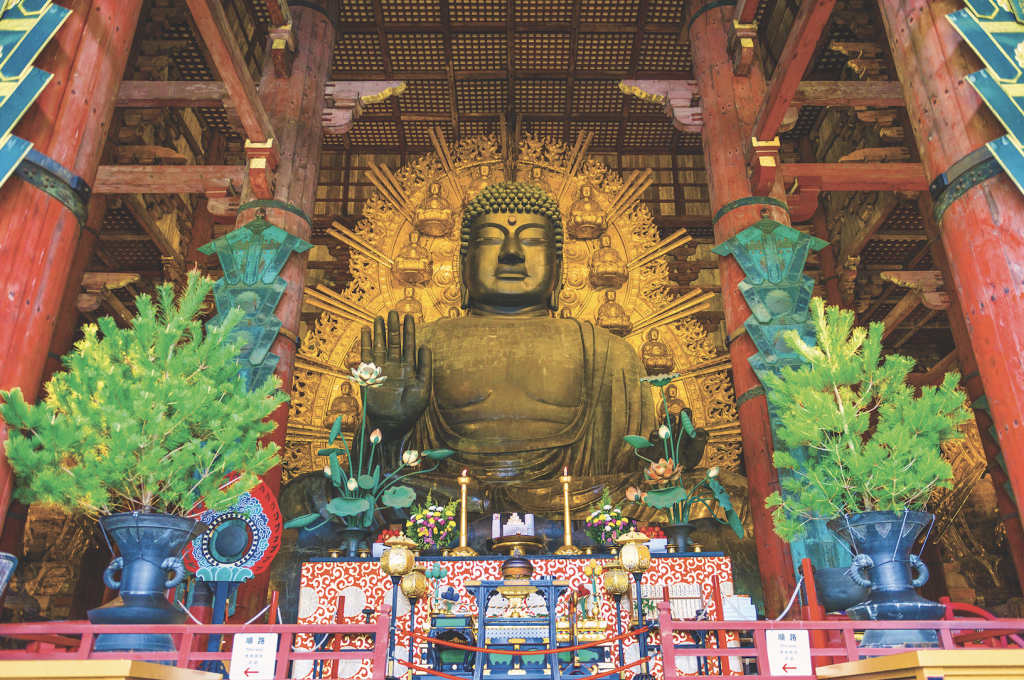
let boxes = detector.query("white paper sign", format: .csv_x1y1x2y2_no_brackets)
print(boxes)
766,629,811,676
229,632,279,679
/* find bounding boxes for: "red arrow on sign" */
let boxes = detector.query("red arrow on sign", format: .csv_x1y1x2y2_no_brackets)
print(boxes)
782,664,795,672
244,669,258,677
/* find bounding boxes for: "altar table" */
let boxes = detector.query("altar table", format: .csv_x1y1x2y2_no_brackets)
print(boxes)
296,553,744,679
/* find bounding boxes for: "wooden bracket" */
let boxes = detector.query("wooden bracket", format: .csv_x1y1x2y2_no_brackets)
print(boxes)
78,273,140,327
322,80,406,134
270,23,296,78
786,175,822,222
749,137,781,196
728,21,758,76
618,80,702,132
880,271,950,310
245,138,280,200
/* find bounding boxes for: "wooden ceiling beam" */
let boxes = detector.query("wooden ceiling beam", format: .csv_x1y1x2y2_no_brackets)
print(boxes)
118,81,228,108
753,0,839,141
506,0,516,118
120,194,186,272
183,0,274,143
617,0,650,158
564,0,583,143
837,193,900,264
440,0,459,138
794,80,904,107
334,20,682,33
780,163,928,192
332,68,695,81
733,0,760,24
93,165,245,195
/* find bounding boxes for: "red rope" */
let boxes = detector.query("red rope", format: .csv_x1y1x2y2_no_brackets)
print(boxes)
395,655,653,680
399,626,650,655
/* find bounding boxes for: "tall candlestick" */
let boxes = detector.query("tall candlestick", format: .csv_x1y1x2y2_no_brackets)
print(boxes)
451,469,477,556
554,466,583,555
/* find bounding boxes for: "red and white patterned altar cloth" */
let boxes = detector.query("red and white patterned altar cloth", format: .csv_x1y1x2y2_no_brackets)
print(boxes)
297,554,742,679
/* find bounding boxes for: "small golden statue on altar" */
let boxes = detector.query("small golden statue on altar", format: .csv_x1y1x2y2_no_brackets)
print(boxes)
323,381,361,430
640,328,675,375
588,234,629,288
395,286,424,324
467,164,494,201
596,290,632,337
658,384,689,424
393,231,433,285
414,182,454,236
566,184,607,239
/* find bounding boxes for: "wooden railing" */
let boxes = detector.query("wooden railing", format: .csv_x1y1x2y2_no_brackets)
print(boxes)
0,604,392,679
656,601,1024,680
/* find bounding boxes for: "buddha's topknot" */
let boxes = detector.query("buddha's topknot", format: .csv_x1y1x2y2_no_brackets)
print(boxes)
460,181,564,260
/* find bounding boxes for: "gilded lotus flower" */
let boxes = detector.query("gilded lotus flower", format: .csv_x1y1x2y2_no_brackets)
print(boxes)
645,458,682,486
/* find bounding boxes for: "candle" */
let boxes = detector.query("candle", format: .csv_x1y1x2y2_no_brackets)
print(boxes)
525,513,535,536
554,466,583,555
451,469,477,556
492,513,501,540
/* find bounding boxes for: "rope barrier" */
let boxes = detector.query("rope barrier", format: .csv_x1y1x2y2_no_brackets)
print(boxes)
398,626,650,655
394,655,654,680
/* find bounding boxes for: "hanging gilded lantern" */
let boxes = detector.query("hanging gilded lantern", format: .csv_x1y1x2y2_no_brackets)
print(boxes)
616,531,651,573
380,535,417,577
401,564,430,599
602,560,630,596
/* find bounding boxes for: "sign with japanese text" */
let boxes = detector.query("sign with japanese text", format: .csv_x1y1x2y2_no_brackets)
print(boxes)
230,632,279,679
766,629,810,675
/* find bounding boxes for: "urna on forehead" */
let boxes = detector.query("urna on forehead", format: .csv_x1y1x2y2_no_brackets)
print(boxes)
459,181,565,259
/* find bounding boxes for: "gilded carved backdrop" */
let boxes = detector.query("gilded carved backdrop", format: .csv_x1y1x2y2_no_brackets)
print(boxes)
282,131,741,483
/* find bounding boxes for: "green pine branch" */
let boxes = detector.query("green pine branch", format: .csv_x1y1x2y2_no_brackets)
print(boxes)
763,298,971,541
0,272,288,518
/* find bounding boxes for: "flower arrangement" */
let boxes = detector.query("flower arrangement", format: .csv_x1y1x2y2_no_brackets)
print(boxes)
0,273,285,518
583,489,635,546
405,492,459,550
285,362,455,531
623,372,744,538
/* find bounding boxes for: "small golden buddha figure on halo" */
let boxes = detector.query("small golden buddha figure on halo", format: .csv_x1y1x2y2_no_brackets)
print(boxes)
588,233,629,288
595,290,632,337
447,306,461,318
640,328,675,376
414,182,454,237
467,164,494,201
395,286,424,324
393,231,433,285
566,184,607,240
527,166,554,194
324,381,361,430
658,384,688,425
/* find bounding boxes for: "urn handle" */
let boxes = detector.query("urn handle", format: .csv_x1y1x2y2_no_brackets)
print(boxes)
162,556,188,589
102,557,124,590
909,554,930,588
847,553,874,588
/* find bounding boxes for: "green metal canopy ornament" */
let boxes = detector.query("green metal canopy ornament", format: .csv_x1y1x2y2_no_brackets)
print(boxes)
199,209,312,391
948,1,1024,201
713,210,847,576
0,0,71,188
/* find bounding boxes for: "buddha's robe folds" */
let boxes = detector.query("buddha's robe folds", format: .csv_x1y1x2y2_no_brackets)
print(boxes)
401,315,658,517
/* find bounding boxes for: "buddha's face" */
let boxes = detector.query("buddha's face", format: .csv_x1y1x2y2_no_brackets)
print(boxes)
463,211,559,310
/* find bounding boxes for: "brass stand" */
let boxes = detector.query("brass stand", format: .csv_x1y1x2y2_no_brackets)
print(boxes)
450,472,478,557
554,472,583,556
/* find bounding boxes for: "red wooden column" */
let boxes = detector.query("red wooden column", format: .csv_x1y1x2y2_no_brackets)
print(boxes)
877,1,1024,517
0,0,145,535
918,195,1024,590
229,0,337,621
686,0,798,618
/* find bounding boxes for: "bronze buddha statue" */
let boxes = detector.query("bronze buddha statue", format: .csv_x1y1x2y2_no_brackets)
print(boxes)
566,185,607,240
640,328,675,375
414,182,454,236
324,381,361,430
588,234,629,289
360,181,689,516
393,231,433,285
595,290,632,337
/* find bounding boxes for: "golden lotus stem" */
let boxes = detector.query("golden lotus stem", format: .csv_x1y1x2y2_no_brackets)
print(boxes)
554,472,583,555
451,473,477,556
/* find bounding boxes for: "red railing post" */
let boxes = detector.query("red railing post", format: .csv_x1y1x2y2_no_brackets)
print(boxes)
656,601,679,680
274,630,290,679
76,632,93,660
177,631,194,668
371,605,392,680
800,558,832,668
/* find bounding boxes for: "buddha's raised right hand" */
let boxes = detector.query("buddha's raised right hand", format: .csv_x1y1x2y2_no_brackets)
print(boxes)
360,311,432,443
